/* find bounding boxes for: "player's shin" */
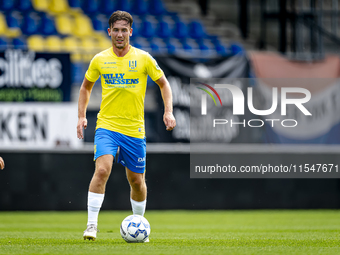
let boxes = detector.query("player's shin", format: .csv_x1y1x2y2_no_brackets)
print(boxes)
87,191,105,226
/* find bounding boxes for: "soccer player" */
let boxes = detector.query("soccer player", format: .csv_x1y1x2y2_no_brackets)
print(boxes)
77,10,176,241
0,157,4,170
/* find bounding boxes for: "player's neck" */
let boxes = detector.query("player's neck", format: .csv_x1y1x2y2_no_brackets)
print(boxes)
112,44,131,57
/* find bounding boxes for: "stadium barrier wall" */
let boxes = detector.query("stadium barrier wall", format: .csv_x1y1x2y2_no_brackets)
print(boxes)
0,149,340,210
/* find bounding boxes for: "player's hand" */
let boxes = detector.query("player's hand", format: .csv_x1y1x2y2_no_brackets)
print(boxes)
0,157,4,170
163,112,176,131
77,117,88,139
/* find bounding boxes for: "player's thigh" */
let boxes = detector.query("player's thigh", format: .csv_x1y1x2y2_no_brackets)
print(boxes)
95,154,114,175
94,128,119,161
118,136,146,174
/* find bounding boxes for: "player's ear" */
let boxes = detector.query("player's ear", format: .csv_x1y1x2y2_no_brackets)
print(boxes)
130,27,133,36
107,27,111,36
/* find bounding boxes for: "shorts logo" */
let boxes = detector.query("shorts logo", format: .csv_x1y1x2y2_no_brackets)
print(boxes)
138,157,145,163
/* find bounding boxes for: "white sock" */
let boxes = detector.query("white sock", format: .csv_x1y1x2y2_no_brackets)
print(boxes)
87,191,104,226
130,198,146,216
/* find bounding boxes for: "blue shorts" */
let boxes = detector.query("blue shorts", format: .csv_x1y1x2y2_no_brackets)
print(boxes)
94,128,146,173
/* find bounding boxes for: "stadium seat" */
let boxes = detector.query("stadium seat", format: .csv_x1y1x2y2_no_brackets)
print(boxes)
6,11,22,29
215,43,228,56
21,12,40,35
40,13,57,35
189,20,206,39
82,0,100,15
173,21,188,39
79,37,97,62
12,36,27,49
0,37,9,50
92,14,107,32
17,0,33,13
116,0,131,13
99,0,116,15
48,0,70,13
157,20,172,38
0,0,16,12
96,34,111,50
68,0,82,9
0,13,21,37
27,35,45,51
229,43,244,55
31,0,49,12
73,14,95,37
148,0,167,15
131,0,148,15
131,21,141,37
63,36,82,62
46,36,62,52
140,20,156,38
55,14,74,35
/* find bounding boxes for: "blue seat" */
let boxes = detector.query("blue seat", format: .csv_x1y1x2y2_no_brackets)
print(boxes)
68,0,82,9
82,0,100,15
140,20,155,38
173,21,188,39
229,43,244,55
149,0,166,15
165,40,177,54
17,0,33,12
12,37,27,49
21,12,41,35
157,21,172,38
6,12,22,29
0,37,9,50
131,0,147,15
116,0,131,12
216,44,228,56
99,0,116,15
92,15,107,32
131,21,140,37
189,21,206,39
40,13,57,35
0,0,16,12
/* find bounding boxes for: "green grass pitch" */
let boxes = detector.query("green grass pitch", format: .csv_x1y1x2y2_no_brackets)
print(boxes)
0,210,340,254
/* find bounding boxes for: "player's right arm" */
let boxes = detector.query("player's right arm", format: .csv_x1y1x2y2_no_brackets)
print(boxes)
77,77,95,139
0,156,4,170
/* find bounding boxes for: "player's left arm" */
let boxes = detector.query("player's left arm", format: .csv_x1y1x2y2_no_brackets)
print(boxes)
155,75,176,131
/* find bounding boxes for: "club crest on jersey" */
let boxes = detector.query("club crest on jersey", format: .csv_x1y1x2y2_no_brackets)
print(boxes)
129,60,137,69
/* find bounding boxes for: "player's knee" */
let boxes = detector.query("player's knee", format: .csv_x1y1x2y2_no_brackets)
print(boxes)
95,167,110,180
129,177,145,190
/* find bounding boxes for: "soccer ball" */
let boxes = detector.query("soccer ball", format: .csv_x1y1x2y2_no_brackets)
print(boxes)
120,215,151,243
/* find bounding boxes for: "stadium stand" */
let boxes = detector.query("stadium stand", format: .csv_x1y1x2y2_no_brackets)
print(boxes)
0,0,239,84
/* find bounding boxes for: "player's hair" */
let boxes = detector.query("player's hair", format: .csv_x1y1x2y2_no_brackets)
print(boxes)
108,11,133,28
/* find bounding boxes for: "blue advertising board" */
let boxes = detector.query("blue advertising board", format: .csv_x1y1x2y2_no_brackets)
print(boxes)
0,49,71,102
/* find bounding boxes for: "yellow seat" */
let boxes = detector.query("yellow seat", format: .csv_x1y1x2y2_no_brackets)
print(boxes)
46,36,62,52
80,37,98,62
27,35,45,52
73,14,94,37
0,13,21,37
48,0,70,13
63,36,82,62
97,34,112,50
55,14,74,35
32,0,49,12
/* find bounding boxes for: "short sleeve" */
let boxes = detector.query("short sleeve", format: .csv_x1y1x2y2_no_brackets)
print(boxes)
145,54,164,81
85,55,100,82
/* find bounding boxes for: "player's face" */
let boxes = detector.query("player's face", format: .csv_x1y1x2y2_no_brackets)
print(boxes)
108,20,133,49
